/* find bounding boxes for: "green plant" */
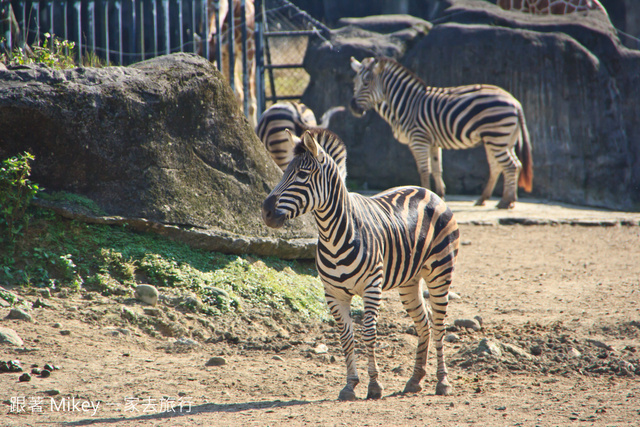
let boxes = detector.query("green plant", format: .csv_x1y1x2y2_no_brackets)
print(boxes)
5,33,76,69
0,152,40,244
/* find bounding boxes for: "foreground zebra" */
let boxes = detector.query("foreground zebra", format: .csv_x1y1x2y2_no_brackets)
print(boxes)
256,101,345,171
262,128,460,400
350,56,533,209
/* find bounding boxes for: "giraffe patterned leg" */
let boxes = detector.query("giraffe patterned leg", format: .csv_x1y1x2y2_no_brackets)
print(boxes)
362,284,383,399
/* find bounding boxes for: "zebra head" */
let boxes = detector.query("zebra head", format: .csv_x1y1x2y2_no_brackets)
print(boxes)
262,130,330,229
350,56,384,117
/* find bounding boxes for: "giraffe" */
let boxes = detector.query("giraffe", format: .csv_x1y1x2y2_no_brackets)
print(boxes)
496,0,607,15
207,0,257,127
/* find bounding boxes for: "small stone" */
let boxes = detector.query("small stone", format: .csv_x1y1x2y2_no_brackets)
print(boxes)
45,389,60,396
121,306,137,321
501,342,533,360
473,315,483,326
38,289,52,299
43,363,56,371
33,298,52,309
314,344,329,354
449,291,461,300
272,355,284,361
475,338,502,358
568,347,582,358
143,307,161,317
135,284,159,306
203,286,230,300
454,318,482,332
60,330,71,336
5,308,33,322
31,368,42,375
40,369,51,378
52,323,62,329
445,333,460,343
205,356,227,367
530,345,543,356
0,327,24,346
19,373,31,382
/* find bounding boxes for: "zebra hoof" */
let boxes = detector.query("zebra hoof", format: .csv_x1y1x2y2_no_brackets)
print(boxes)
338,385,357,401
497,200,515,209
403,379,422,394
435,380,452,396
366,382,383,400
474,199,486,206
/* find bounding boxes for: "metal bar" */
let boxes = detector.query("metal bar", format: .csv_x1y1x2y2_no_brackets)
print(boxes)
263,63,304,70
178,0,183,52
264,30,318,37
255,0,264,116
88,1,96,58
152,0,158,57
202,0,209,60
140,0,144,60
104,0,109,64
214,0,221,69
263,1,276,102
73,1,80,63
191,0,196,53
266,95,303,101
49,1,54,38
241,0,248,117
162,0,169,54
116,0,122,64
227,0,235,92
34,2,40,45
130,0,136,63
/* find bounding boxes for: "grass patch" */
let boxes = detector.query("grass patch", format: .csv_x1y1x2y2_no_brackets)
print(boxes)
0,205,328,322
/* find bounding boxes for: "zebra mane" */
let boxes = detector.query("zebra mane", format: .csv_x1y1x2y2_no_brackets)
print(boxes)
293,128,348,182
375,56,428,89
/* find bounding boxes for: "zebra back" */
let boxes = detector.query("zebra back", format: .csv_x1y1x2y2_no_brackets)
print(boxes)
256,101,345,173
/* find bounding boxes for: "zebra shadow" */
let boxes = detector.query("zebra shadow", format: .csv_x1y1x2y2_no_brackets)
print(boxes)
62,399,313,426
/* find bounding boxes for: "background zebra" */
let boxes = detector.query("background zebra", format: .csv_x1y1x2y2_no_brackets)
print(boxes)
350,56,533,209
256,101,345,172
262,129,460,400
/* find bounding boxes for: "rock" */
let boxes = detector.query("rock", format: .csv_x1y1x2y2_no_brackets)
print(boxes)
52,323,62,328
568,347,582,358
31,368,42,375
19,373,31,382
33,298,51,309
59,330,71,336
135,285,159,307
5,308,33,322
0,327,24,346
501,342,533,360
121,306,137,322
445,333,460,343
143,307,161,317
37,289,51,299
586,339,614,351
0,360,23,372
303,6,640,210
205,356,227,367
272,355,284,362
40,369,51,378
473,315,483,326
45,389,60,396
474,339,503,358
314,344,329,354
203,286,230,300
530,345,543,356
0,53,317,248
454,318,482,332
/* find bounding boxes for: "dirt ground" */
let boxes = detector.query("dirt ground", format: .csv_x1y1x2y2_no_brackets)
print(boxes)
2,200,640,426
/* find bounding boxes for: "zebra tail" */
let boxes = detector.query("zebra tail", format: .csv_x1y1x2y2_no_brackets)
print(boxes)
318,106,346,129
516,109,533,193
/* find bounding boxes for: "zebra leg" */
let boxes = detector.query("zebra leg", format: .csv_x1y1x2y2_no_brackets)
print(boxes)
496,147,521,209
398,277,429,394
409,141,433,192
326,292,359,401
430,146,446,198
475,144,502,207
424,268,453,396
363,285,384,399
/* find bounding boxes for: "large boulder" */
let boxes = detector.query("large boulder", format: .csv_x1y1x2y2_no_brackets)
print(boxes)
0,53,316,242
302,2,640,210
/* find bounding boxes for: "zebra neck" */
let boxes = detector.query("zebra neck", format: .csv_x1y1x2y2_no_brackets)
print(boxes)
376,70,426,137
313,181,355,250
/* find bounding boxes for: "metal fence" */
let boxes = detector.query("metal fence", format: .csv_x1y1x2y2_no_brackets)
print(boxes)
0,0,329,119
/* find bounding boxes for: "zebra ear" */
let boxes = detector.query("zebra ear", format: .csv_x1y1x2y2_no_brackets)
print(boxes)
302,131,325,162
350,57,362,73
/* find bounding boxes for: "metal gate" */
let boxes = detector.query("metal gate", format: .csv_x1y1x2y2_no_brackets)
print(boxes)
0,0,329,121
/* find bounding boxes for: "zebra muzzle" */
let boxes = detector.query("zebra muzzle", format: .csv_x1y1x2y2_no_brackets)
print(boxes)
262,195,287,229
349,98,366,117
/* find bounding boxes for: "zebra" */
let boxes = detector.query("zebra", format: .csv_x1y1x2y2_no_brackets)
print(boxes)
349,56,533,209
262,128,460,400
256,101,345,172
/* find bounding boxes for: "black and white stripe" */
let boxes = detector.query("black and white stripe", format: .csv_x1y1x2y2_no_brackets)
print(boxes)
256,101,345,172
262,129,460,400
350,56,533,209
